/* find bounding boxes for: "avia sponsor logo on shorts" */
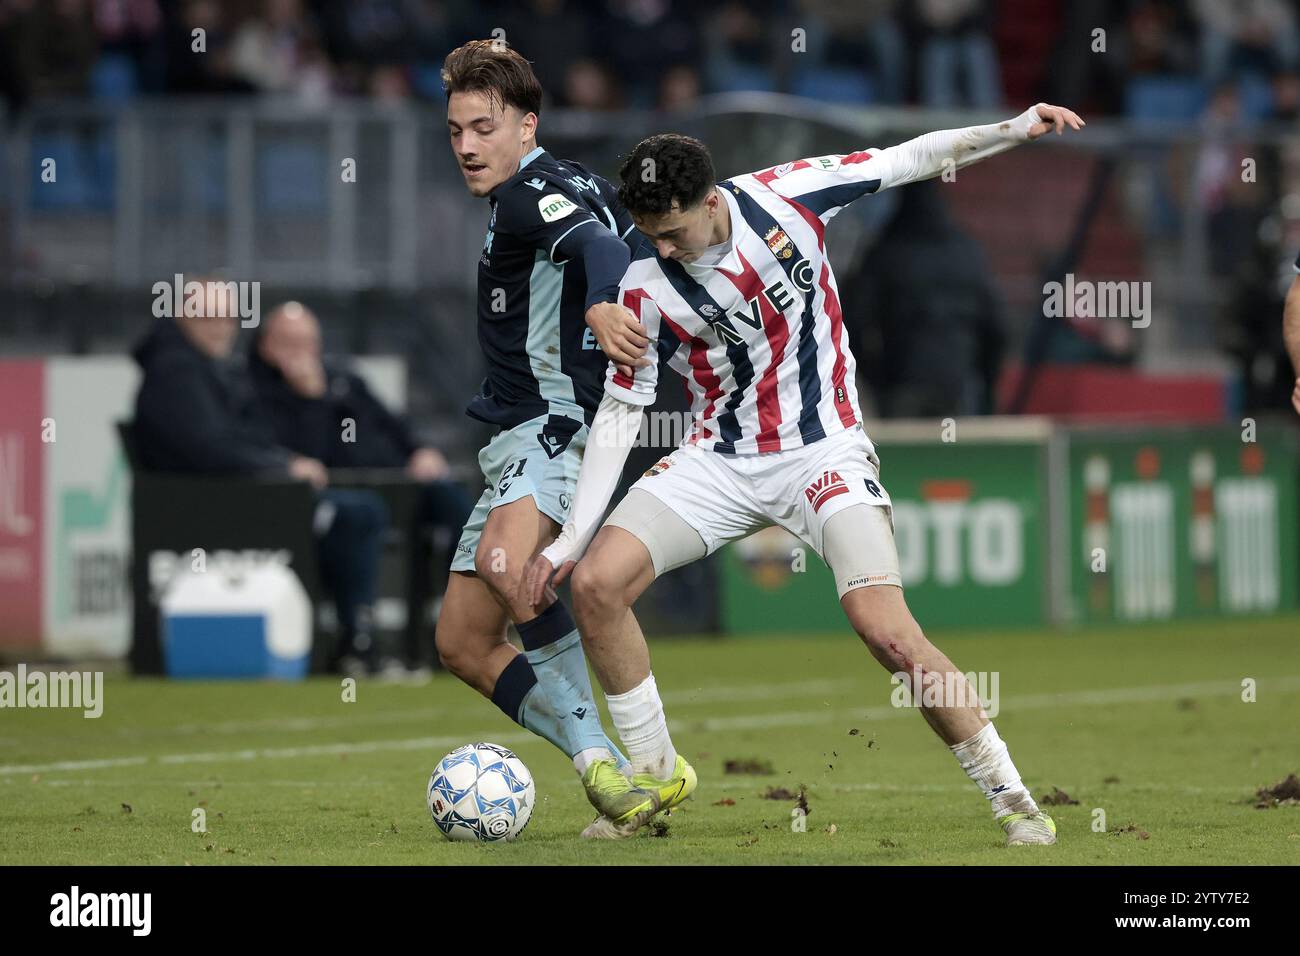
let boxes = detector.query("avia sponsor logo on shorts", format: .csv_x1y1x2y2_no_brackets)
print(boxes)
804,470,849,513
0,664,103,718
890,668,1000,719
50,886,151,936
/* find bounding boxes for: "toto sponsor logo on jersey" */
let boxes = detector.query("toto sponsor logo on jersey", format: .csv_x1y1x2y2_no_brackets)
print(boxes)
804,470,849,513
538,194,577,222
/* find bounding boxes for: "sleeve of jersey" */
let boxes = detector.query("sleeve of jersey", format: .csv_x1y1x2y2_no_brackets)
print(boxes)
494,180,604,264
540,392,642,568
760,105,1045,220
603,286,663,406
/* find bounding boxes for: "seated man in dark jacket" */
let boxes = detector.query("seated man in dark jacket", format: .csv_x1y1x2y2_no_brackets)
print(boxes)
248,301,472,666
131,282,389,675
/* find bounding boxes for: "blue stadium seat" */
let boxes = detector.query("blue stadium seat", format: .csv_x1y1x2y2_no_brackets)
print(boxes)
792,67,875,105
1124,76,1207,121
29,131,115,211
257,142,327,213
1235,73,1275,121
412,63,446,100
90,53,139,101
709,63,776,94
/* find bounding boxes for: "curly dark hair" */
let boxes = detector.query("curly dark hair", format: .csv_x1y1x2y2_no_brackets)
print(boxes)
617,134,715,217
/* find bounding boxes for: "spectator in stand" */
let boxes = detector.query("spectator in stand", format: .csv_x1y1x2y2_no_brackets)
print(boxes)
6,0,98,101
1192,0,1298,86
229,0,333,104
842,180,1005,417
248,301,474,671
908,0,1002,109
798,0,907,104
131,281,389,676
164,0,255,94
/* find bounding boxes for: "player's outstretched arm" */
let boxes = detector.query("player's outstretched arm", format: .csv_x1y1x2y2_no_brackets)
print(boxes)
1284,274,1300,415
524,392,643,609
875,103,1085,190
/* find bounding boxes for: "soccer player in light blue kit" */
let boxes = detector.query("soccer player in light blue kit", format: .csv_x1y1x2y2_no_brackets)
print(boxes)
434,39,662,836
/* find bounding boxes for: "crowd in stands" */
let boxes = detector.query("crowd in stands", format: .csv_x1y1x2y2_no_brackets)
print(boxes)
2,0,1299,119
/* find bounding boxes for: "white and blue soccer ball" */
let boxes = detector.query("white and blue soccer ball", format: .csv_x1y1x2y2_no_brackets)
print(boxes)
427,743,535,842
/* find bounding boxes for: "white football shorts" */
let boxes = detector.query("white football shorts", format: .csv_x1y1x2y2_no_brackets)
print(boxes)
607,423,902,596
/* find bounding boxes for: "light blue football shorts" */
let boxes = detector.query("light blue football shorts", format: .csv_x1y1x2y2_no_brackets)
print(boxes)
451,412,588,573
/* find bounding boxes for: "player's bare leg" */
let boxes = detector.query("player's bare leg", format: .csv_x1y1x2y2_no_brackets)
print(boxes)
569,526,657,694
435,496,633,784
827,504,1056,845
567,520,698,833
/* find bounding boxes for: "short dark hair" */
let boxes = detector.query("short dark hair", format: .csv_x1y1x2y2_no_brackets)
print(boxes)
618,134,715,217
442,39,542,117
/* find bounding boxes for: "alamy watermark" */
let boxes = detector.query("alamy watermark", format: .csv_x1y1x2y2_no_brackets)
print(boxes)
151,274,261,328
0,664,103,718
890,668,999,718
1043,273,1151,328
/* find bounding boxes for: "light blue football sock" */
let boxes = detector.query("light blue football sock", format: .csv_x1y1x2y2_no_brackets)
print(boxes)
515,602,630,775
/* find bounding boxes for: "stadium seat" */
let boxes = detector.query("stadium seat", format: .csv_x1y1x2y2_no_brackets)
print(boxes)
1124,76,1208,121
709,63,776,94
90,53,140,101
257,142,328,213
791,67,875,105
29,130,115,211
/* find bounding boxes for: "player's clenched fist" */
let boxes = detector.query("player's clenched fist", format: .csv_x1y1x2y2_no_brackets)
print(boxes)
585,301,650,379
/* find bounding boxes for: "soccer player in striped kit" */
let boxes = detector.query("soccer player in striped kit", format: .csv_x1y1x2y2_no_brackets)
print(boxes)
526,104,1085,842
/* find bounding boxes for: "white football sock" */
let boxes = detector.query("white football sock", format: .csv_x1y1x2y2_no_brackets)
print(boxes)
605,673,677,779
949,722,1038,817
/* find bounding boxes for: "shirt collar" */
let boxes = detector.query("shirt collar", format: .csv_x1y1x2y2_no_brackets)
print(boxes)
683,186,743,275
519,146,545,170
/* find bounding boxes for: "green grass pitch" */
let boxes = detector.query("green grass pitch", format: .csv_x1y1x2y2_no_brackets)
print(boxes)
2,615,1298,865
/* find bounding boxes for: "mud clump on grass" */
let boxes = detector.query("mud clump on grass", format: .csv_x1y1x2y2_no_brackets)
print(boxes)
724,758,775,776
761,784,810,818
1111,823,1150,840
1254,773,1300,809
1039,787,1079,806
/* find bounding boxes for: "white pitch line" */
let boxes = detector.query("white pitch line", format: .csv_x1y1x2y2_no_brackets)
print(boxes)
1,675,1297,777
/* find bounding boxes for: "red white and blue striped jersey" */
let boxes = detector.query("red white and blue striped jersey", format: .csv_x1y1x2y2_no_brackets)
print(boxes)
606,151,889,455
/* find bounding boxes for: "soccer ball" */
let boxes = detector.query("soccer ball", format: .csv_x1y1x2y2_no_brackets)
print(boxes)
427,742,535,842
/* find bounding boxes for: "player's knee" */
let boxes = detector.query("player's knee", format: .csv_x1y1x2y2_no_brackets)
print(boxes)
472,544,522,600
571,559,621,623
853,614,919,669
434,626,472,677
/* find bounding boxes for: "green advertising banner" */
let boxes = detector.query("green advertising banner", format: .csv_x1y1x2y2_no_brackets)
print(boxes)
1063,424,1298,625
721,422,1052,633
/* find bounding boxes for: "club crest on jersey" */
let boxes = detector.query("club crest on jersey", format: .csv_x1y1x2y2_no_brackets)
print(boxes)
538,193,577,222
805,470,849,513
764,226,794,260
